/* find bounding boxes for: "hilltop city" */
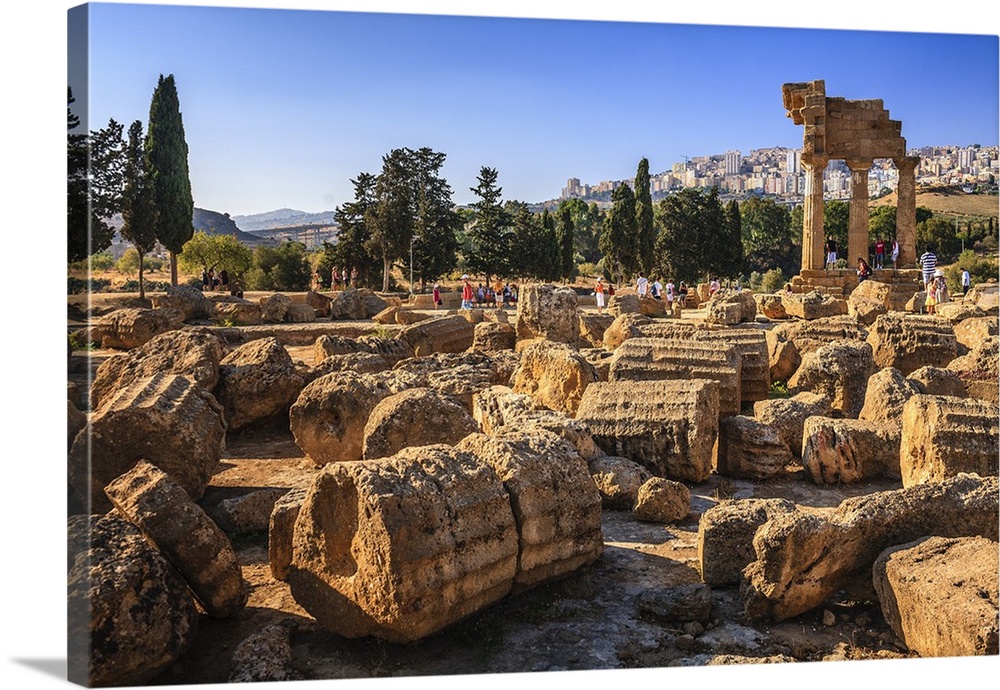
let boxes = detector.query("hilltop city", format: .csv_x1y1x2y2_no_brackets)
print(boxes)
557,144,1000,208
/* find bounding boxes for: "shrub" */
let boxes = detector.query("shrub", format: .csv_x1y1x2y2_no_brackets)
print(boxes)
944,249,998,294
67,277,111,294
759,268,786,294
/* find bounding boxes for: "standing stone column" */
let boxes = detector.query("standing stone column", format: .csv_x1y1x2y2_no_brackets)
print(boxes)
801,154,828,271
847,158,873,267
893,156,920,268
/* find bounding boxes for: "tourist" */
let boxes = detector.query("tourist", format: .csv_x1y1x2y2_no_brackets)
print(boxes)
919,245,938,290
652,277,663,300
208,268,216,291
350,267,359,289
331,268,340,291
510,284,518,306
477,283,486,306
636,273,649,298
664,279,675,308
891,238,899,268
961,267,971,295
825,237,837,269
932,269,950,307
432,283,442,309
874,237,886,270
677,281,688,307
461,275,474,309
594,276,606,314
856,257,873,283
502,283,511,307
219,268,229,291
709,277,720,296
201,268,209,291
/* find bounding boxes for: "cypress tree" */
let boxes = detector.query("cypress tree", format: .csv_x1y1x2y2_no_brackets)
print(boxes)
634,158,655,275
146,74,194,285
599,183,638,286
556,206,575,282
120,120,159,300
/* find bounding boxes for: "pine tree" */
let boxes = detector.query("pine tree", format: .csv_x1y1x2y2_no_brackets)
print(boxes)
146,74,194,285
120,120,159,300
365,148,416,292
329,172,379,288
634,158,655,275
408,147,460,289
466,167,512,282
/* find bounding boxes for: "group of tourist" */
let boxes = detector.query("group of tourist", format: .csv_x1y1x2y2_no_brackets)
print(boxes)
201,267,230,292
330,267,359,291
826,236,900,272
457,275,519,310
593,274,690,314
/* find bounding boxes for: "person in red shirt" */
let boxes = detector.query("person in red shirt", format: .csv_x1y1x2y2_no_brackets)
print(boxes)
874,237,886,270
461,275,474,309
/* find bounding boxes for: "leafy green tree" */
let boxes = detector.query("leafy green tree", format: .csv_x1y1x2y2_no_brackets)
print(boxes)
600,183,638,285
365,148,416,292
634,158,655,275
653,188,734,284
146,74,194,285
740,196,794,275
917,216,963,260
407,147,461,290
245,241,312,291
867,205,896,246
823,200,849,254
116,248,142,277
944,249,998,293
557,198,604,263
326,172,379,289
556,206,576,282
466,167,512,282
120,120,159,299
178,231,252,277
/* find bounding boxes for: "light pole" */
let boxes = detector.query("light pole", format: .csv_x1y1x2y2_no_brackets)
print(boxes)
409,236,416,296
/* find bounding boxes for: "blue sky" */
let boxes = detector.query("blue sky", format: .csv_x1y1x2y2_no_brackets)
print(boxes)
69,1,999,216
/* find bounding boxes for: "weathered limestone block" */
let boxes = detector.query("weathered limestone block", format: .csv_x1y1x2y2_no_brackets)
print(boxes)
801,416,900,484
638,296,667,317
212,300,263,326
717,415,793,480
258,293,292,323
633,477,691,523
304,290,332,317
90,329,227,411
847,280,891,325
602,312,652,350
933,302,988,323
67,514,198,688
575,379,719,483
866,314,958,376
906,365,967,398
328,288,388,320
395,307,433,325
473,321,516,351
706,288,756,325
105,460,248,618
68,399,86,450
460,307,486,324
873,536,999,657
899,395,999,488
68,373,226,514
752,392,832,459
580,347,614,382
764,329,801,382
211,488,288,535
390,351,507,411
100,307,180,349
754,293,788,320
514,283,580,344
579,312,616,348
588,455,652,510
229,621,303,683
607,293,640,316
362,387,478,460
512,340,598,416
780,291,847,320
965,283,1000,312
290,372,391,466
787,340,875,418
741,473,999,622
858,367,921,427
471,385,534,434
215,337,306,430
268,488,307,582
313,333,414,364
608,337,742,417
372,305,399,324
689,328,771,403
307,352,394,381
150,284,212,322
283,302,316,323
457,430,603,590
696,498,798,586
947,335,999,404
952,315,998,353
397,314,475,356
634,321,700,340
772,315,868,355
287,446,520,642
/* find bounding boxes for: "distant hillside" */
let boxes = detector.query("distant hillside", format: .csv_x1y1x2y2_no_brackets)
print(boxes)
193,208,273,245
872,185,999,218
232,208,337,233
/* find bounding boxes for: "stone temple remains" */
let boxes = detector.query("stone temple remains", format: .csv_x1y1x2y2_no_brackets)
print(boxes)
782,80,920,271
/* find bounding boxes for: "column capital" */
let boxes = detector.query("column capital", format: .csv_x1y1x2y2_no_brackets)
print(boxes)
845,157,873,172
801,153,829,170
893,155,920,172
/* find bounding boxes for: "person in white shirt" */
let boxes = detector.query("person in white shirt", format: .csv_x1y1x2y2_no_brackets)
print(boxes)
665,280,675,306
636,274,649,298
961,267,971,295
652,278,663,299
709,278,721,295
